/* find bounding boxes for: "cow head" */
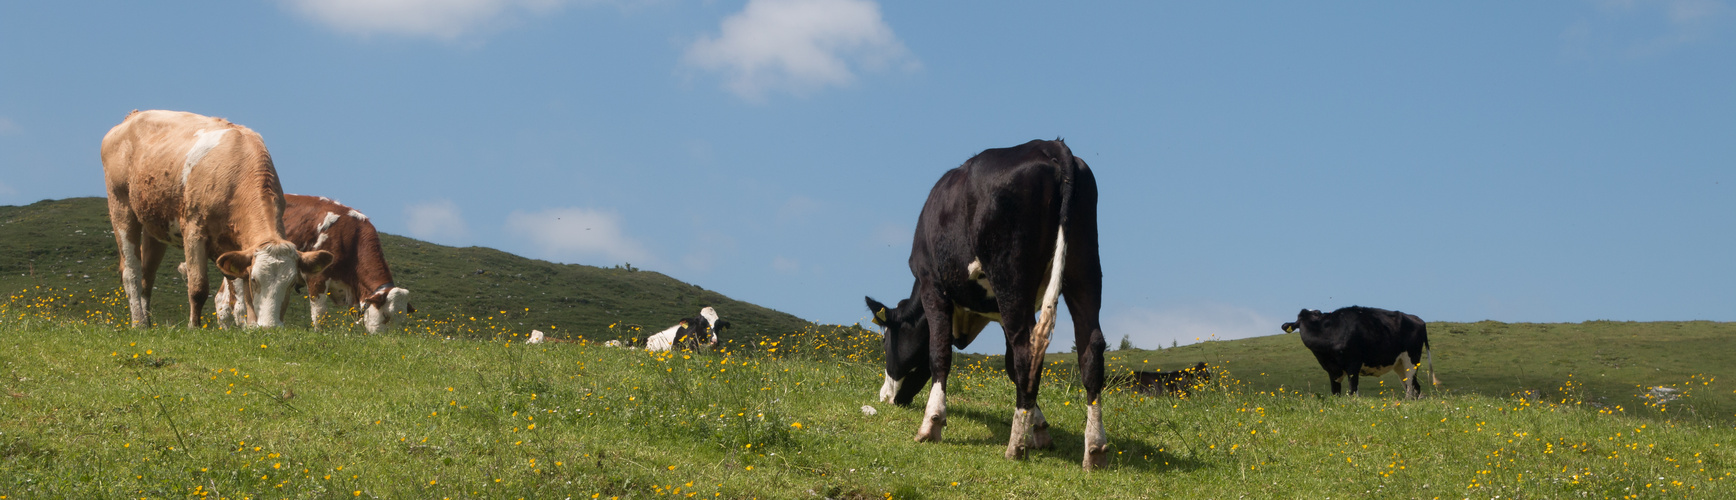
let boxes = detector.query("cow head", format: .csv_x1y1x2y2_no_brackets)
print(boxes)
699,306,724,347
1281,309,1325,335
216,242,333,328
866,296,932,406
361,286,413,333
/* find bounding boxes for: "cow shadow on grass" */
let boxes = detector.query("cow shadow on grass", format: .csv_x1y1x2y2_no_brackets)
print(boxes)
947,406,1207,473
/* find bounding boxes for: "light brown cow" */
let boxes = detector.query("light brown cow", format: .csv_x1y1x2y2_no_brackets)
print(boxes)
101,110,332,328
215,194,412,332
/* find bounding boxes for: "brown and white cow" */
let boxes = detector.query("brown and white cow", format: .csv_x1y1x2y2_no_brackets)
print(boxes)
101,110,332,328
217,194,412,332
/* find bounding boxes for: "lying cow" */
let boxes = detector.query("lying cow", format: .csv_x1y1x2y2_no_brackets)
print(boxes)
101,110,332,328
1123,362,1211,396
644,307,728,352
865,139,1109,470
1282,306,1439,398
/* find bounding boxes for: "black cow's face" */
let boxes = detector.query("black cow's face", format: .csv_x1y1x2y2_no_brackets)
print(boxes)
1282,309,1325,334
866,296,932,406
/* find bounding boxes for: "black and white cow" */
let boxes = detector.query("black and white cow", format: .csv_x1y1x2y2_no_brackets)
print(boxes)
865,139,1108,470
1281,306,1438,398
645,306,728,352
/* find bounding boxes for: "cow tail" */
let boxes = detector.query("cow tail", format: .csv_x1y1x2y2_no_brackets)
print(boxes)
1029,158,1077,373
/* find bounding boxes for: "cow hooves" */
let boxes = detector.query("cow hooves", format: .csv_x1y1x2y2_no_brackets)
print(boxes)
914,429,943,443
1083,445,1110,471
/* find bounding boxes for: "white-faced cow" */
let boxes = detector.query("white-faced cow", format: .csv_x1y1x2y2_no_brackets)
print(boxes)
215,194,412,332
865,139,1108,470
645,307,728,352
101,110,332,328
1281,306,1439,398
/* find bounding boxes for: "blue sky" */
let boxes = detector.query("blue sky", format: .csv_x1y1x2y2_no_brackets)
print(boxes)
2,1,1732,353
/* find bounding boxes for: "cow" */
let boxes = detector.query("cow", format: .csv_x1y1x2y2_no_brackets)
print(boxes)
864,139,1108,470
645,307,728,352
101,110,332,328
1121,362,1211,396
1281,306,1439,398
225,194,411,332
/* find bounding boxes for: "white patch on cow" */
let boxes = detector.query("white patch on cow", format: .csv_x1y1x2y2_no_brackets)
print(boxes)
347,209,368,221
644,324,681,352
916,381,946,441
700,306,721,344
1006,407,1033,458
317,196,332,203
1083,401,1108,470
526,330,545,344
215,277,237,328
245,243,303,328
312,232,330,250
309,292,329,328
603,339,624,348
181,128,230,186
317,212,340,232
878,372,903,403
966,258,994,298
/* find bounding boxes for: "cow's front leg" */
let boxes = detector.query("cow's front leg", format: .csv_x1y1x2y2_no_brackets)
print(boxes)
180,230,209,328
1330,372,1344,395
307,277,330,329
1346,366,1363,396
914,292,953,443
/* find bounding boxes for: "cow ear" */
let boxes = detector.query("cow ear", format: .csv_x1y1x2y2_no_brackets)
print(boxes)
1281,322,1297,333
865,297,889,326
298,250,334,274
216,251,253,278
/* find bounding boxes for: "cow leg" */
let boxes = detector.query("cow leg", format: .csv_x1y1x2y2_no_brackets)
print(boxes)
1063,259,1108,470
108,200,151,328
915,288,953,443
180,229,209,328
1329,372,1343,395
1345,364,1363,396
1401,350,1422,399
999,298,1043,460
138,236,168,325
307,276,329,329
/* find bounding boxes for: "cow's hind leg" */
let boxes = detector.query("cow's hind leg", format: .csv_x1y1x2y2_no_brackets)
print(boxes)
139,236,168,325
307,276,330,329
1401,350,1423,399
108,201,151,328
1064,269,1108,469
914,289,953,443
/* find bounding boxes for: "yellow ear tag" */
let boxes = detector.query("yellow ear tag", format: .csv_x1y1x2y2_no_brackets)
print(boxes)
874,308,888,324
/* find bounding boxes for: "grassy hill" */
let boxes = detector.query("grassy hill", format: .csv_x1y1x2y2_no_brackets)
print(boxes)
0,319,1731,498
0,197,841,343
1023,320,1736,424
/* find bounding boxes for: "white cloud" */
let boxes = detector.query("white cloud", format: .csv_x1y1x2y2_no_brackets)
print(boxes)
683,0,916,100
505,206,651,265
282,0,570,39
0,117,20,135
1566,0,1731,57
404,199,470,243
772,255,801,274
1104,303,1284,350
776,195,821,225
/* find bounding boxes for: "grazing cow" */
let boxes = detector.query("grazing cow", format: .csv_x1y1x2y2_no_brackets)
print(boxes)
279,194,411,332
1122,362,1211,396
864,139,1108,470
1281,306,1439,398
101,110,332,328
645,307,728,352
